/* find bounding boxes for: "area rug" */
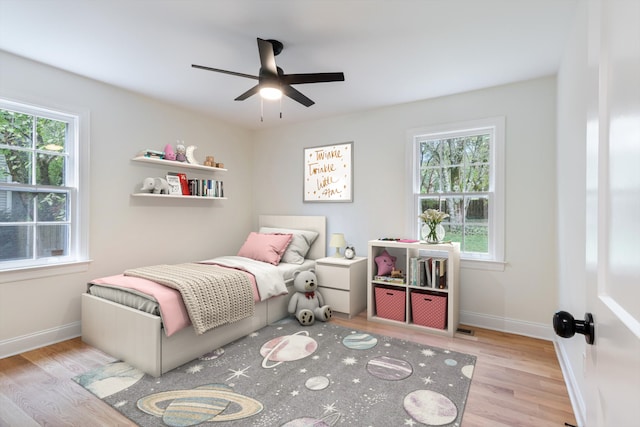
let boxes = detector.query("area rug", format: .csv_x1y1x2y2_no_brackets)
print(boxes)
73,318,476,426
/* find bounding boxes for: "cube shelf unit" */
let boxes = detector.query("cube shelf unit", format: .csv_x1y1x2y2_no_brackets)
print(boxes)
367,239,460,337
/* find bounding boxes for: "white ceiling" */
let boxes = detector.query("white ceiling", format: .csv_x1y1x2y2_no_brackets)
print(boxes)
0,0,579,130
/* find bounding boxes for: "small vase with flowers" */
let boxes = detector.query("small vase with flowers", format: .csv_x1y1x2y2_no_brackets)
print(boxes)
419,209,449,243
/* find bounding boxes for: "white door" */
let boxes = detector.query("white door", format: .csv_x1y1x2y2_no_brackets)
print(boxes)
584,1,640,425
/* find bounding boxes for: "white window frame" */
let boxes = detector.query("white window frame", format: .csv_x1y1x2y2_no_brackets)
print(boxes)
0,97,90,280
406,117,505,270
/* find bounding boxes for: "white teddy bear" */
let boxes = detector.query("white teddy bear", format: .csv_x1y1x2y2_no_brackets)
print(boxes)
288,269,332,326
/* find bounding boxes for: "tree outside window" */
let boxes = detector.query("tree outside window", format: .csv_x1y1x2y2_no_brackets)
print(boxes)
0,106,72,265
411,117,504,263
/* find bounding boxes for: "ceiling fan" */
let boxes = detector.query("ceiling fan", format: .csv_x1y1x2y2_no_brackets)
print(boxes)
192,38,345,107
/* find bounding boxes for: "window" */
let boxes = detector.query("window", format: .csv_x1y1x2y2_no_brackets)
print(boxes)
0,99,88,272
409,117,504,265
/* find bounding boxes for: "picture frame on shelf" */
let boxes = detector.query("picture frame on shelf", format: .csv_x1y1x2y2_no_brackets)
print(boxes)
303,141,353,202
165,174,182,195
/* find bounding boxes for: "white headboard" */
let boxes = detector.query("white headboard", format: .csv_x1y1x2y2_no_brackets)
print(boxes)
258,215,326,260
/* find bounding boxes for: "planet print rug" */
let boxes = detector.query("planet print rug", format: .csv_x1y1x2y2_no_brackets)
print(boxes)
73,318,476,426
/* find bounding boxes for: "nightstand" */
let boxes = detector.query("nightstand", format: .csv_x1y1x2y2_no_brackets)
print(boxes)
315,256,367,317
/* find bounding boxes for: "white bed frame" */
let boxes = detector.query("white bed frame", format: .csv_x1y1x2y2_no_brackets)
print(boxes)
81,215,326,377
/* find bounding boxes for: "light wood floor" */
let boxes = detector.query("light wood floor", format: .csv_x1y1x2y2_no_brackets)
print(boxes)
0,313,577,427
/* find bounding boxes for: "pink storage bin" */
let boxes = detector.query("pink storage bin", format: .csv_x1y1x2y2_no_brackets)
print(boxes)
374,286,406,321
411,291,447,329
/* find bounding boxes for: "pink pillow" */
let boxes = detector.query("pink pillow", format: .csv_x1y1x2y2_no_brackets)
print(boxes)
374,250,396,275
237,232,293,265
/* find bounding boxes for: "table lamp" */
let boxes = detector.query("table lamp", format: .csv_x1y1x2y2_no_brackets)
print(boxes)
330,233,346,257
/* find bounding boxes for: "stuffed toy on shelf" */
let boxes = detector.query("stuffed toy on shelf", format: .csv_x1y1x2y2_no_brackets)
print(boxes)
140,177,169,194
163,144,176,161
175,141,187,162
288,269,332,326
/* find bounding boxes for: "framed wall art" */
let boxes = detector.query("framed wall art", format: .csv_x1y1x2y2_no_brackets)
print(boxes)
303,141,353,202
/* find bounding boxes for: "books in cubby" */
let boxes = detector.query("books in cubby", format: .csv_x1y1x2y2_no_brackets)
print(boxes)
374,275,406,285
410,256,448,289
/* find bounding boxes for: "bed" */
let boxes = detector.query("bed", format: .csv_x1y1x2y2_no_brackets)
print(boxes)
81,215,326,377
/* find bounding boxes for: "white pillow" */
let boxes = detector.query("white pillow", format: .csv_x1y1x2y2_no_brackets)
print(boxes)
259,227,319,264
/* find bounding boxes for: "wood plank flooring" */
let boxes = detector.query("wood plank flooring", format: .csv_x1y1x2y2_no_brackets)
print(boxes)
0,314,577,427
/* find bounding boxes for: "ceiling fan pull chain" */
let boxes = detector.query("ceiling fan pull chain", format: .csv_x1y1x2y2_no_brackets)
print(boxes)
280,97,282,119
261,98,264,122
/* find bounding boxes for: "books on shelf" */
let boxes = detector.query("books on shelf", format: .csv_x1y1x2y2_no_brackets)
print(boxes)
410,256,447,289
169,172,223,197
410,257,418,286
433,257,447,289
374,275,406,285
185,179,224,197
177,173,190,195
142,149,165,159
165,171,225,197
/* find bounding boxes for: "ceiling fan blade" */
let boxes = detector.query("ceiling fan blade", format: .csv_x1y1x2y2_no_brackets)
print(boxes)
192,64,258,80
282,85,315,107
282,72,345,85
257,38,278,75
234,85,261,101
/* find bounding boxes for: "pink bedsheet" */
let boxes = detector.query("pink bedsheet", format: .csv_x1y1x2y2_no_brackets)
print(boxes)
90,268,259,337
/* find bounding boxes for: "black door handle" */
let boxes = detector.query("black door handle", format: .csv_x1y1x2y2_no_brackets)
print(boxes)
553,311,595,345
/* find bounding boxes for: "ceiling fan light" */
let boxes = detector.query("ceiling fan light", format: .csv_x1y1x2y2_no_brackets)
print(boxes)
259,86,282,100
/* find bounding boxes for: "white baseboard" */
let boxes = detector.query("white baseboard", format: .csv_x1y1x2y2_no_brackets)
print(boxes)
0,321,81,359
459,310,555,341
553,339,586,427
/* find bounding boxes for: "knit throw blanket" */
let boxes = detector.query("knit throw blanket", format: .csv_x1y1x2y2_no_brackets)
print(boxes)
124,263,254,335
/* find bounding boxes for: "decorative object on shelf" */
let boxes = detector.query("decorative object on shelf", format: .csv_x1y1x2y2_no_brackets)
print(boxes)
344,246,356,259
421,223,445,243
142,149,165,159
303,142,353,202
419,209,449,243
203,156,215,167
329,233,346,257
163,144,176,161
140,177,169,194
374,249,396,275
175,141,187,162
185,145,199,164
391,268,404,279
165,174,182,195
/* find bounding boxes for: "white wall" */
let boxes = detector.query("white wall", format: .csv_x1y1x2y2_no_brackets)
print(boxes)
0,50,562,355
253,77,558,338
0,51,255,355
